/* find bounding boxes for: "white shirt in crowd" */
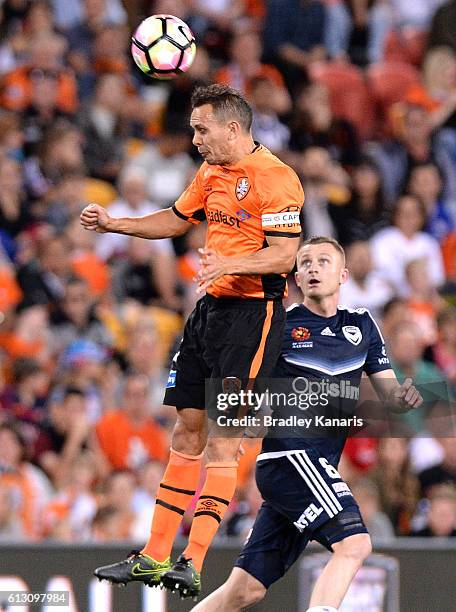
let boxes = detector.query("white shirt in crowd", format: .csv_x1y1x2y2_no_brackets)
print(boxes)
369,227,445,296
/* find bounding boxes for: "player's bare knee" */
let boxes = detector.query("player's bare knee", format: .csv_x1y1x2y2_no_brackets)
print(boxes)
333,533,372,564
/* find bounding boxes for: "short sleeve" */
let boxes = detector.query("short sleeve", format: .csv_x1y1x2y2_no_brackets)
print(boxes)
363,312,391,375
258,165,304,238
172,165,206,225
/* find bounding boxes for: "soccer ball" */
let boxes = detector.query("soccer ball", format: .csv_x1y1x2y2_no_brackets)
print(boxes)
131,14,196,79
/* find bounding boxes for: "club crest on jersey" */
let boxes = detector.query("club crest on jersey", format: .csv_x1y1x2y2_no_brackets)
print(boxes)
235,177,250,200
292,327,310,341
342,326,362,346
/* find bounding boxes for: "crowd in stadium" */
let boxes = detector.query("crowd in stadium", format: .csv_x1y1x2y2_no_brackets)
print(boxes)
0,0,455,545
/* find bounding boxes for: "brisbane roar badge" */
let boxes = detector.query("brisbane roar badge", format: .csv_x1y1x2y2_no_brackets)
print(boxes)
235,177,250,200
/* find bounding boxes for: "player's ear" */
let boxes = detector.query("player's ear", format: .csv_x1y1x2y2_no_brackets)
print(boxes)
227,121,240,140
340,267,349,285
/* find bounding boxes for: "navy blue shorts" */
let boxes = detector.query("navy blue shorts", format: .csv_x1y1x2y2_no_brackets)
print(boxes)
235,450,368,589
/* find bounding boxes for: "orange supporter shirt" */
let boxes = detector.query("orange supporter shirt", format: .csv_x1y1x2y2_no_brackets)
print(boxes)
173,144,304,299
96,410,168,469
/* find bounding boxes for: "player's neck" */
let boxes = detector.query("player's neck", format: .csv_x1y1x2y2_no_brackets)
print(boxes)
228,136,256,165
302,296,338,318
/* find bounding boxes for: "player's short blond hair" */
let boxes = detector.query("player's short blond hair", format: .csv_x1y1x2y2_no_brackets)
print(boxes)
297,236,346,266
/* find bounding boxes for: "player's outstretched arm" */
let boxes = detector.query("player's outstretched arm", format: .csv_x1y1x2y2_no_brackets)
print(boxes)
80,204,191,239
369,370,423,413
195,235,299,293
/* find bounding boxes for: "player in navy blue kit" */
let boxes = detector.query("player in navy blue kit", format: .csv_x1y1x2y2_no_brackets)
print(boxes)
192,236,422,612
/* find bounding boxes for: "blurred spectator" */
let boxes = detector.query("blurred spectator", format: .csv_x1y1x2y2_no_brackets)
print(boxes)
131,459,163,540
0,113,24,161
0,485,25,542
433,307,456,385
370,105,456,204
66,215,111,297
21,70,74,158
262,0,326,92
250,76,290,153
66,0,128,97
16,235,73,308
389,0,446,31
405,47,456,132
34,386,94,488
350,478,395,539
412,485,456,537
126,126,195,208
339,241,393,319
419,438,456,495
0,356,49,441
1,33,78,114
330,158,389,245
387,323,449,432
370,438,419,535
407,163,455,243
427,0,456,52
370,195,445,296
299,146,351,236
404,258,445,345
50,276,112,355
224,472,263,538
24,123,85,200
50,0,127,31
45,173,89,233
97,470,138,540
42,451,98,541
214,30,290,112
91,505,125,542
289,82,361,167
94,372,168,472
113,237,180,311
0,156,33,240
78,73,130,182
0,423,51,540
324,0,392,65
95,167,174,261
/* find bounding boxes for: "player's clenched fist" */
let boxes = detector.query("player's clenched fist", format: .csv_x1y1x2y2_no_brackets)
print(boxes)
80,203,111,233
392,377,423,412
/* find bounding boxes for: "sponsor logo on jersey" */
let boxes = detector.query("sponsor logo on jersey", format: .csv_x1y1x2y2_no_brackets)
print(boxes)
207,209,241,228
378,345,390,365
321,326,336,336
342,325,362,346
235,177,250,200
236,208,251,221
292,327,311,341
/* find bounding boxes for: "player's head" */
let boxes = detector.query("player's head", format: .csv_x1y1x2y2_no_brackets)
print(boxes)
190,83,253,165
295,236,348,301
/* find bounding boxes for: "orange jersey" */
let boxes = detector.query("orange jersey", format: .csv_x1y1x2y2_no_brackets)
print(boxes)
173,144,304,299
96,410,168,469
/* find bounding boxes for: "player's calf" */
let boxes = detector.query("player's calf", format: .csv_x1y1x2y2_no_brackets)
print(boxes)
191,567,266,611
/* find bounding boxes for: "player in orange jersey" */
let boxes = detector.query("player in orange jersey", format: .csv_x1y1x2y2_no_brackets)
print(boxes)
80,83,304,599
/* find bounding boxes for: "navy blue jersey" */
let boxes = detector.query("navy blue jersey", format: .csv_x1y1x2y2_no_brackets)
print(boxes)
261,303,391,464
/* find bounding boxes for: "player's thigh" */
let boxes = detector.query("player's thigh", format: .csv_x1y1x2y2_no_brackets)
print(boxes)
207,299,285,381
235,501,310,589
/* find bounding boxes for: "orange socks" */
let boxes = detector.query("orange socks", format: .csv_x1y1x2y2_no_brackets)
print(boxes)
183,461,238,571
142,448,203,561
